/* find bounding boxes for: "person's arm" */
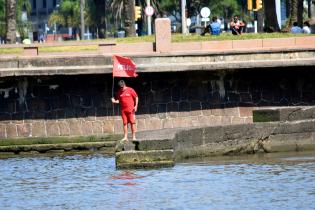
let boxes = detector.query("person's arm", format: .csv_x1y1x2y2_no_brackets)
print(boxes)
111,97,119,104
134,97,139,112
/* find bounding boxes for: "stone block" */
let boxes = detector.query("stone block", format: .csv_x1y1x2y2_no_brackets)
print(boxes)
176,128,204,146
221,116,232,125
68,120,82,136
0,124,6,138
162,119,173,129
202,126,224,143
187,116,200,127
81,121,93,136
114,119,123,134
273,120,315,135
6,124,17,138
171,42,202,52
232,39,263,49
172,117,188,128
201,41,233,51
231,116,244,124
112,43,154,53
32,121,46,137
58,121,70,136
239,107,253,117
23,46,38,56
155,18,171,53
17,123,31,137
46,121,60,136
134,139,173,151
116,150,174,169
92,121,103,134
146,118,162,130
136,119,146,131
295,36,315,47
103,119,115,133
262,38,295,48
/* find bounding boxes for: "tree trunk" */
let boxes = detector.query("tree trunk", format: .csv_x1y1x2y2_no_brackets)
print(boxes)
257,9,264,32
5,0,16,44
287,0,297,28
297,0,303,27
123,0,136,37
264,0,280,32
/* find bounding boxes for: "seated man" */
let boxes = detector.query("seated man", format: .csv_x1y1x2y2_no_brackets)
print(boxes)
230,16,245,35
291,22,302,34
210,17,221,35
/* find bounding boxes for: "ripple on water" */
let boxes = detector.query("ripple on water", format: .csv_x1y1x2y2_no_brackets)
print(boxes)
0,153,315,210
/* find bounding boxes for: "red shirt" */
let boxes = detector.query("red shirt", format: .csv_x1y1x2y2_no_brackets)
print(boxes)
116,87,138,111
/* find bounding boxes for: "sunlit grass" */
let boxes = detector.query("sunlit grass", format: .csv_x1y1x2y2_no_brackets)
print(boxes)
39,45,98,53
0,48,23,54
0,33,313,54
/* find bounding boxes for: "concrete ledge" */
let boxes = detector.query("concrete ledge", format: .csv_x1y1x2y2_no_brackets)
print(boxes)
0,141,116,154
115,149,175,169
133,139,173,151
1,48,315,77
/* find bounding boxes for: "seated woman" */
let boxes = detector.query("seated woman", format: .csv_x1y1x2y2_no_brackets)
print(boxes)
230,16,245,35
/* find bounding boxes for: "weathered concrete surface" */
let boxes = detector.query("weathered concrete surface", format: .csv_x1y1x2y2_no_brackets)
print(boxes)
115,150,175,169
253,107,315,122
0,141,116,154
174,119,315,160
1,48,315,77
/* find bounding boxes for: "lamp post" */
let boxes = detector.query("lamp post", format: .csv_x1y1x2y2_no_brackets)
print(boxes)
181,0,187,34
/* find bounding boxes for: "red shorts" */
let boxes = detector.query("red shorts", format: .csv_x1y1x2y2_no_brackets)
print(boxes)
121,110,136,125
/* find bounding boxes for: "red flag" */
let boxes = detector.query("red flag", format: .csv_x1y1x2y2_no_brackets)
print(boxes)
112,55,138,77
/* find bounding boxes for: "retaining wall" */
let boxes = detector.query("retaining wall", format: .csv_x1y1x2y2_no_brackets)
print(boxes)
1,67,315,139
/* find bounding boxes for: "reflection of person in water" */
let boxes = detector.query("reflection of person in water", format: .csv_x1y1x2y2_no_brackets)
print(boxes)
111,171,145,186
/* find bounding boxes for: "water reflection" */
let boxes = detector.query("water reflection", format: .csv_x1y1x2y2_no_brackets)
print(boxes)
0,152,315,210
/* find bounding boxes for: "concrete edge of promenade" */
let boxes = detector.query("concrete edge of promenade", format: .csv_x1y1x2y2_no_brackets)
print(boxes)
115,106,315,169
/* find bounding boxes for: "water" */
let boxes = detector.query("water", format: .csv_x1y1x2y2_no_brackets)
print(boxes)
1,152,315,210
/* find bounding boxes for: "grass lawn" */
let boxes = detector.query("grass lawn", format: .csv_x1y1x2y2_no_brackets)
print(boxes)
0,33,313,54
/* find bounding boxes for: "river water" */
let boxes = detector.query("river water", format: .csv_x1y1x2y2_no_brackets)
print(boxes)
1,152,315,210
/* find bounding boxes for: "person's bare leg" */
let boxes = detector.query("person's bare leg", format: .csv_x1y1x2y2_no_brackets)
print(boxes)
122,124,128,141
131,123,136,140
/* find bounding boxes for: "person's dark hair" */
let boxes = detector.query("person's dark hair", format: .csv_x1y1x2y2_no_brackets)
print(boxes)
118,80,125,88
293,22,298,27
212,16,217,22
304,21,310,27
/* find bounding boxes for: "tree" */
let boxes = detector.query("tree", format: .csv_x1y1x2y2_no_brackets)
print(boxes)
6,0,16,43
16,0,32,40
0,0,5,40
264,0,280,31
123,0,136,36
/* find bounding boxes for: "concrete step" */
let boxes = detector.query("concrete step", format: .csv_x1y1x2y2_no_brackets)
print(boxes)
115,149,175,169
133,139,173,151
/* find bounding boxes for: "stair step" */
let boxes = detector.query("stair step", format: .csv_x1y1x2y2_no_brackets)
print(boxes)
133,139,173,151
115,149,174,169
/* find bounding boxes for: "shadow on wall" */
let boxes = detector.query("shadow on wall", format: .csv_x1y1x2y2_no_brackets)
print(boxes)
0,66,315,122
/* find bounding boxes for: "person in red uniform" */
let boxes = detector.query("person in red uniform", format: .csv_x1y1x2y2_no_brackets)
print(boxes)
111,80,138,141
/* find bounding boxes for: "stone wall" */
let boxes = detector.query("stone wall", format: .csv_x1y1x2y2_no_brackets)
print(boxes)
0,67,315,139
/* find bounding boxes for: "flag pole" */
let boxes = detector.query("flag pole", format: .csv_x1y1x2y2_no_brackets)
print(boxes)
112,75,115,116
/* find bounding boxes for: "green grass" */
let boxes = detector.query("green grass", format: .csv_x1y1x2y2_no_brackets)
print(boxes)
0,134,122,146
39,45,98,53
0,47,23,54
0,33,313,54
